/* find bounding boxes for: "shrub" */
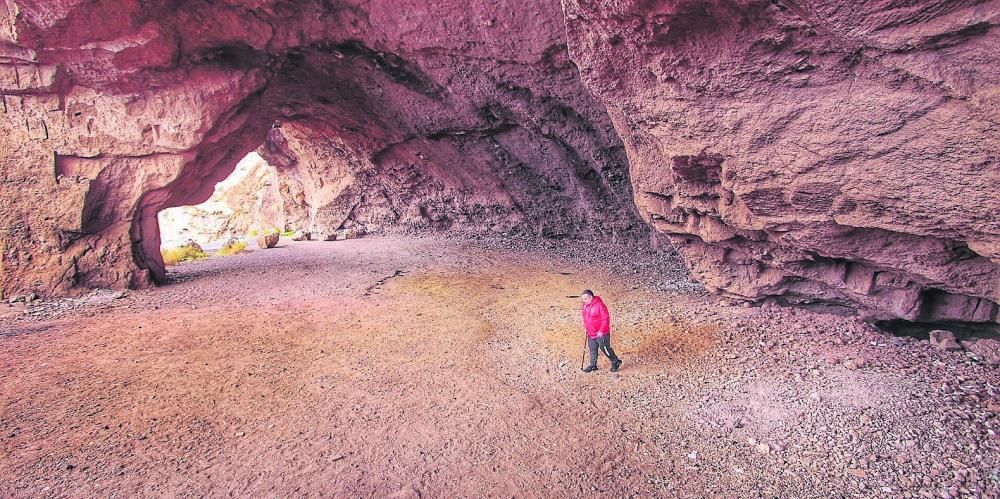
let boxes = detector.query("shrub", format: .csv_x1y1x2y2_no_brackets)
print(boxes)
249,228,284,237
217,240,247,256
281,229,296,237
161,245,208,266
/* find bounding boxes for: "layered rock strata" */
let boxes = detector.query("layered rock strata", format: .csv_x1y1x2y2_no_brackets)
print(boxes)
564,0,1000,323
0,0,644,295
2,0,997,326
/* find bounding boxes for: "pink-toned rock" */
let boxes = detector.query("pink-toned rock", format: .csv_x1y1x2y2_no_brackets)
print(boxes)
0,0,997,332
965,339,1000,366
929,330,963,352
0,0,645,297
180,240,204,254
563,0,1000,323
842,358,867,370
334,228,365,241
255,234,279,249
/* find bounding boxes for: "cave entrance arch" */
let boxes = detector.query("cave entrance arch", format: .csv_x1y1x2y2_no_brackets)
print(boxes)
157,151,289,267
124,36,650,289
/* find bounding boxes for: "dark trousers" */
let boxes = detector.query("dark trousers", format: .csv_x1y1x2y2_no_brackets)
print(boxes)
587,334,620,368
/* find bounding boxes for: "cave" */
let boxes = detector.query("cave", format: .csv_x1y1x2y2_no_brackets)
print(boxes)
1,0,998,496
1,0,996,328
157,151,286,253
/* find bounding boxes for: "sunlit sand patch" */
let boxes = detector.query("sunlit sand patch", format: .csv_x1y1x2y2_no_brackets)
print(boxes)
538,320,717,371
384,266,716,372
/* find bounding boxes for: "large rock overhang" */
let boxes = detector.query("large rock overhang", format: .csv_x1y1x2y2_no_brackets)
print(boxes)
1,0,997,327
562,0,1000,324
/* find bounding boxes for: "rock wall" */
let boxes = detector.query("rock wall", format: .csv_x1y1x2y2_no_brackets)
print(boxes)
0,0,645,297
2,0,997,326
563,0,1000,323
259,112,634,240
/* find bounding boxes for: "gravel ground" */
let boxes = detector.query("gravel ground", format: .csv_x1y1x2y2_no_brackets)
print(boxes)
1,234,997,497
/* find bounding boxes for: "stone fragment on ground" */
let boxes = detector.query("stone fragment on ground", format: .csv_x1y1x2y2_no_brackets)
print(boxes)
964,339,1000,366
929,330,963,351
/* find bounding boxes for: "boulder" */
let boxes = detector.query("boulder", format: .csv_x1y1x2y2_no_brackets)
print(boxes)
255,233,279,249
335,227,366,241
929,330,963,352
181,240,204,253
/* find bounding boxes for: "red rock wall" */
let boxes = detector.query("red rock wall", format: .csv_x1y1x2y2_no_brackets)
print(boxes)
0,0,645,295
2,0,997,326
564,0,1000,323
259,124,526,239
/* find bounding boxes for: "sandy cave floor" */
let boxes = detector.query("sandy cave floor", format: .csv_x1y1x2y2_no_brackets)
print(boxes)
1,235,998,498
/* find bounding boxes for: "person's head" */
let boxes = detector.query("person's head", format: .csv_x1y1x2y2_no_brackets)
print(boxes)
581,289,594,304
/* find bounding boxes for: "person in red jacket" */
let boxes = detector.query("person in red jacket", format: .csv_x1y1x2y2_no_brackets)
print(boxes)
581,289,622,372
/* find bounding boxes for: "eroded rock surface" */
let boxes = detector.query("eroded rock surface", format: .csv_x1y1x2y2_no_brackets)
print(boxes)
564,0,1000,323
1,0,997,327
0,0,644,295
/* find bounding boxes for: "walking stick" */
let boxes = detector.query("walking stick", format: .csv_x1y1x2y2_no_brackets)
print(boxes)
580,331,588,371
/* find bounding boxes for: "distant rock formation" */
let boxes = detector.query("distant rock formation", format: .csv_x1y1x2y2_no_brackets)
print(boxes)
158,152,285,248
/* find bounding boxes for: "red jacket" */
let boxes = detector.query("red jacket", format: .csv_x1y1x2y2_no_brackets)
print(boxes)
582,296,611,339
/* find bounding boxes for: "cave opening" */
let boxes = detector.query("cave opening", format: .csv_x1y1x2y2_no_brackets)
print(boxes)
874,319,1000,342
116,26,661,288
157,151,289,264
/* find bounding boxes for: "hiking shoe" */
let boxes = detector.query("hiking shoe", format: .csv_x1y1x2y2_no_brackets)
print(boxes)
582,365,598,373
611,360,622,372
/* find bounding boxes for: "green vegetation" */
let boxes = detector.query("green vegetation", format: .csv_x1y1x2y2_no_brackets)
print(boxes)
250,227,287,237
161,245,208,266
217,240,247,256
